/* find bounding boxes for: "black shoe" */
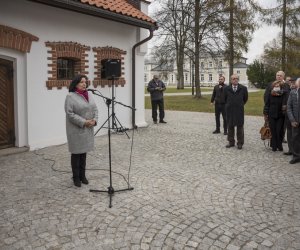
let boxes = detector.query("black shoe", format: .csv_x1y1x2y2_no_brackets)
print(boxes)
272,148,277,152
159,120,167,124
153,120,157,124
226,144,234,148
224,131,228,135
237,145,242,150
73,178,81,187
213,130,220,134
284,152,292,156
289,158,300,164
81,177,89,185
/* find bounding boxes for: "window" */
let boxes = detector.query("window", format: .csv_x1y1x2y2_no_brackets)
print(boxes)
219,60,222,68
171,74,174,83
201,74,204,81
144,74,147,82
209,74,212,81
45,42,90,90
209,61,212,68
201,62,204,69
57,58,77,80
185,73,188,81
237,70,240,74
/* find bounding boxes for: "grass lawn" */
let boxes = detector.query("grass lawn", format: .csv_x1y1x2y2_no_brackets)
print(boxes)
145,90,264,117
145,87,213,94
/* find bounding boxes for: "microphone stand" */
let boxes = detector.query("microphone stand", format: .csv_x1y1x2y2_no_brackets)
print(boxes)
95,76,130,138
88,89,134,208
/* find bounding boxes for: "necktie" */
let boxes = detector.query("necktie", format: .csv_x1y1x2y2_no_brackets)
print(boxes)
233,86,237,92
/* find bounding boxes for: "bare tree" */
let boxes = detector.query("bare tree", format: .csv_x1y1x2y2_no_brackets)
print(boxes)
190,0,226,98
221,0,259,79
262,32,300,76
262,0,300,72
153,0,192,89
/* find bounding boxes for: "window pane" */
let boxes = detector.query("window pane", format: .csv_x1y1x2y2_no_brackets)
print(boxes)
57,58,76,80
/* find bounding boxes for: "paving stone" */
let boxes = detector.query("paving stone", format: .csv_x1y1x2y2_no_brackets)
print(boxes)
0,111,299,249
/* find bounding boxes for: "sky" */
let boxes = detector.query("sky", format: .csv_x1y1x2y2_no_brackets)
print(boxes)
148,0,281,64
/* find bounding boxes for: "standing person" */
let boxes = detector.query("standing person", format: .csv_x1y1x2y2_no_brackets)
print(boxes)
211,76,227,135
65,75,98,187
283,77,297,155
287,78,300,164
147,75,167,124
264,71,286,104
224,74,248,149
263,80,288,152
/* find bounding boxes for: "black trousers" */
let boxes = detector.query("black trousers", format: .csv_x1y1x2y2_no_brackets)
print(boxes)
151,99,165,122
291,126,300,158
71,153,87,181
227,125,244,146
269,117,284,150
215,103,227,132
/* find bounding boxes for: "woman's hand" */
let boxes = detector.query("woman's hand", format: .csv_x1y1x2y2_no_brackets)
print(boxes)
85,119,96,128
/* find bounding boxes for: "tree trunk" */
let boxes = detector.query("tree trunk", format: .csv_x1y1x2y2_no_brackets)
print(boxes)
229,0,234,79
281,0,287,72
195,0,202,98
177,46,185,89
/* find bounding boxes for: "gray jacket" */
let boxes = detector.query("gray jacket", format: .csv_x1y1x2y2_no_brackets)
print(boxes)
287,88,300,123
65,92,98,154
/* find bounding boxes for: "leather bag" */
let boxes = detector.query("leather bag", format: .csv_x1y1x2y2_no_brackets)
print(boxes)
260,122,272,140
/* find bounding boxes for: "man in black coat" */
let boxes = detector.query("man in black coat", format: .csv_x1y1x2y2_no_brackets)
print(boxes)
224,74,248,149
147,75,167,124
211,76,227,135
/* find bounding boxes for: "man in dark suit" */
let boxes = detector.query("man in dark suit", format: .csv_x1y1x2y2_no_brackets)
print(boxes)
224,74,248,149
211,76,227,135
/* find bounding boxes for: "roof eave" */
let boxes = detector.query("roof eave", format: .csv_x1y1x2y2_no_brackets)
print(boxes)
27,0,158,30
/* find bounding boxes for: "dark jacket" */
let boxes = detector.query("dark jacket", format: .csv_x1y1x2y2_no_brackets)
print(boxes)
263,87,288,119
147,79,166,101
224,84,248,127
287,88,300,123
211,83,227,104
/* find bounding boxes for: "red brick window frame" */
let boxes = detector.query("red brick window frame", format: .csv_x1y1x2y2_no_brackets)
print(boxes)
45,42,90,90
0,24,39,53
93,47,126,88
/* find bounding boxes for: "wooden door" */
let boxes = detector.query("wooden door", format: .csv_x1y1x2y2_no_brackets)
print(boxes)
0,58,15,149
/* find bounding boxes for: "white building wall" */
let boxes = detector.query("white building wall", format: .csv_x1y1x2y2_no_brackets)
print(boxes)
0,0,148,150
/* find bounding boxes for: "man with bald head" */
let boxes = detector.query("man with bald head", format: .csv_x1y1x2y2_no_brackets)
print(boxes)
224,74,248,149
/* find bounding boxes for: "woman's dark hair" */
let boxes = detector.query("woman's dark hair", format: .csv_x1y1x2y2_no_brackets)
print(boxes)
69,74,88,92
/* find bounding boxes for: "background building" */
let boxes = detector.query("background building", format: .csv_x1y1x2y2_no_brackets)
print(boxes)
145,54,249,86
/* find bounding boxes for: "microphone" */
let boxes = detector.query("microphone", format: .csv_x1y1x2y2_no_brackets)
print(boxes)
87,89,97,93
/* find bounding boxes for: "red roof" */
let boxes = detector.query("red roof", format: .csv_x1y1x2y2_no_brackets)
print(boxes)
80,0,156,24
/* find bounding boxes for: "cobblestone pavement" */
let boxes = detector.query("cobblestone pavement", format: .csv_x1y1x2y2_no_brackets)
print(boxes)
1,110,300,250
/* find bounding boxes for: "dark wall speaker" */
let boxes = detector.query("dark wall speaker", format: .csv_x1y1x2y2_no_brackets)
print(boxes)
101,59,121,79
